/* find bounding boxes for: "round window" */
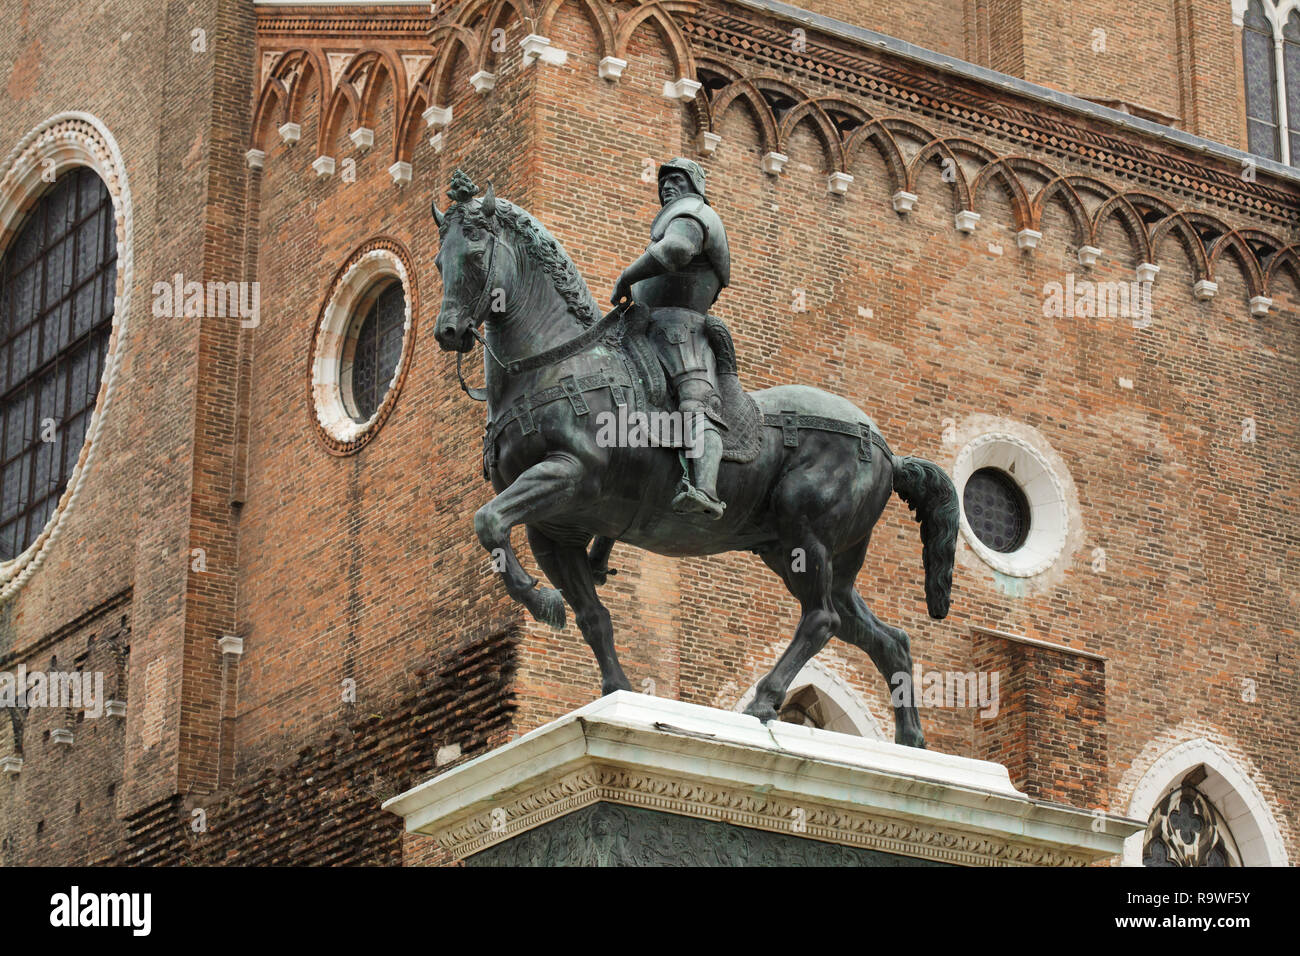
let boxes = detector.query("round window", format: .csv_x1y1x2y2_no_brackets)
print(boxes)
962,467,1030,553
309,239,416,454
341,280,404,423
952,430,1074,579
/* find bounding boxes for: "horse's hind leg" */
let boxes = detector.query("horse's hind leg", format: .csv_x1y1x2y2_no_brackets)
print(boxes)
528,527,631,696
743,539,840,722
830,539,926,748
587,535,617,585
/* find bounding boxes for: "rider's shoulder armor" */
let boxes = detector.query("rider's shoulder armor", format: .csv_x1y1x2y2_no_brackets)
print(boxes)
651,195,730,288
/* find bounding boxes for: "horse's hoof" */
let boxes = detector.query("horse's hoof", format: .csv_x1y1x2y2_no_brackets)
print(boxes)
529,587,566,630
895,728,926,749
600,679,632,696
743,702,780,723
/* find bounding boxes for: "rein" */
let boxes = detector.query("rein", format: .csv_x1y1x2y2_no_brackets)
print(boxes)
452,260,630,402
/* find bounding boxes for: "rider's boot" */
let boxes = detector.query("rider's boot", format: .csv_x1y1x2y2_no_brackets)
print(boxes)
672,418,726,520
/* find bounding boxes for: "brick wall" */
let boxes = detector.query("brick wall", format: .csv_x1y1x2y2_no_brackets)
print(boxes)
973,628,1108,807
0,0,1296,865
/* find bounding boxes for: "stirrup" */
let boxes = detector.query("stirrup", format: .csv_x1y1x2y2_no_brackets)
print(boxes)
671,482,726,520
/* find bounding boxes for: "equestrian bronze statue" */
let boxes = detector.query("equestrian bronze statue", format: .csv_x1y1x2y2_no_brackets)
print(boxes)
431,165,958,748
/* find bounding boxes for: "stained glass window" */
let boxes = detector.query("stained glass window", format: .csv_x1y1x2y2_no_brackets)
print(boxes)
962,467,1030,554
0,167,116,560
1243,0,1280,161
1142,777,1242,867
342,281,405,423
1283,12,1300,165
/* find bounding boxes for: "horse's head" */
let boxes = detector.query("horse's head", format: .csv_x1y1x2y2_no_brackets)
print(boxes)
432,171,512,352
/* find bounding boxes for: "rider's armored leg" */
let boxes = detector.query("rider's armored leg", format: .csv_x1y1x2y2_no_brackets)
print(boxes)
672,376,726,519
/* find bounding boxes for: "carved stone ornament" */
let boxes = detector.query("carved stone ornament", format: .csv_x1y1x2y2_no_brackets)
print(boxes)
1142,784,1241,867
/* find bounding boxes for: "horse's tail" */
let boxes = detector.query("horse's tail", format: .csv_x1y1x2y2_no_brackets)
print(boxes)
891,455,958,619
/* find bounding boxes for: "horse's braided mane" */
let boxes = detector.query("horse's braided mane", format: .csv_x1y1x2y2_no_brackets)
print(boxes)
445,195,603,328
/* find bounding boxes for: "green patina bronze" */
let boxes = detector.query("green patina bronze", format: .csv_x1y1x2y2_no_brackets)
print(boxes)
432,167,959,746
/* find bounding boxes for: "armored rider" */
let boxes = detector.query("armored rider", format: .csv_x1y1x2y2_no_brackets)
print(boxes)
610,158,731,520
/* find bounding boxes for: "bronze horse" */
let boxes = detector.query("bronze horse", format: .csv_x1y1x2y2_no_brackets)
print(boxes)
431,176,958,747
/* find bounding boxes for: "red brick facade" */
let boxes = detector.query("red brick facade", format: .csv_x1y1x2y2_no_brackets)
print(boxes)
0,0,1296,866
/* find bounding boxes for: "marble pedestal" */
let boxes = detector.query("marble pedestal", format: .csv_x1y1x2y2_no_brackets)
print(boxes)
384,692,1143,866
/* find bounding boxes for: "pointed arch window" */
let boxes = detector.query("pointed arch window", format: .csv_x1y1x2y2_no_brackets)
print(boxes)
1243,0,1280,159
1283,11,1300,161
1240,0,1300,167
1141,766,1242,867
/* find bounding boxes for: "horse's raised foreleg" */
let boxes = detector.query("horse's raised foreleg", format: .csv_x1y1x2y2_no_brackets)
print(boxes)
528,527,631,696
474,455,584,629
744,540,840,722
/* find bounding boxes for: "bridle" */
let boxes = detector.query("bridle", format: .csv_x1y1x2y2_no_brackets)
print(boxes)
448,220,629,402
453,225,503,401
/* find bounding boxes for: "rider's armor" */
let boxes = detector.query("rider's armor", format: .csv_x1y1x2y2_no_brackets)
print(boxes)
631,158,731,519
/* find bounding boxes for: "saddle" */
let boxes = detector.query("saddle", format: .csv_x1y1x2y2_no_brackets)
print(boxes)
618,304,762,464
481,305,764,482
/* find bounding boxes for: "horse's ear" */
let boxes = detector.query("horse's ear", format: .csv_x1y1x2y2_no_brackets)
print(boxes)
481,181,496,218
431,203,445,228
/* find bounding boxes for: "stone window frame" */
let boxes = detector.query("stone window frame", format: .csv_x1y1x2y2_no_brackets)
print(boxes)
1234,0,1300,166
952,431,1072,579
309,237,417,455
0,112,133,600
1122,736,1290,866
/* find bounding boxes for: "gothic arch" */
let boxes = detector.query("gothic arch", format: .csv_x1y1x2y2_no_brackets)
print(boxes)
709,79,782,154
427,23,483,109
1092,193,1155,264
539,0,618,59
778,98,845,172
251,50,321,153
970,157,1033,230
285,51,325,134
612,0,698,78
1149,212,1214,284
843,120,908,196
318,51,400,157
908,137,975,211
1206,230,1269,297
1263,243,1300,295
735,658,887,740
1122,736,1289,866
1031,175,1094,245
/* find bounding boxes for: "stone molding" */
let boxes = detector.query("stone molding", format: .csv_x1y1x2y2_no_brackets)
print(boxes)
1121,735,1289,866
437,763,1102,866
386,692,1143,865
308,237,418,455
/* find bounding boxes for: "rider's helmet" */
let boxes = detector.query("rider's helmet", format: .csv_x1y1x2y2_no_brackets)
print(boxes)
657,158,709,205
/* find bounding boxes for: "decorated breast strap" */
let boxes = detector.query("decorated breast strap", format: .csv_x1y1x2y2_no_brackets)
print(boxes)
487,367,633,448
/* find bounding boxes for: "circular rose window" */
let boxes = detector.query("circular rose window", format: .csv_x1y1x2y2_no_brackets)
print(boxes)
309,239,417,454
953,432,1071,578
